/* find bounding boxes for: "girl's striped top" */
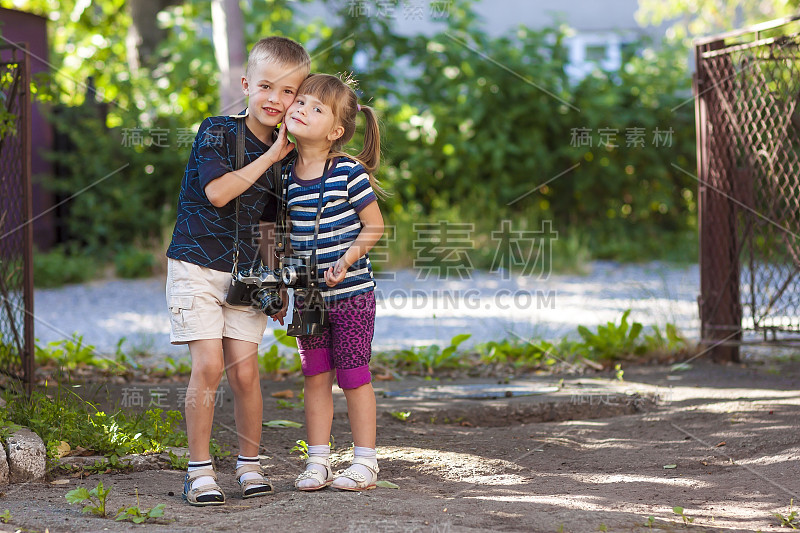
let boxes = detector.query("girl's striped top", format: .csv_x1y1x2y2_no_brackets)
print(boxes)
284,156,377,302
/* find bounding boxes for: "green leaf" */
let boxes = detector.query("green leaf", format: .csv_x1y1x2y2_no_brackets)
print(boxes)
132,516,146,524
274,330,298,349
672,506,684,514
65,488,91,504
375,480,399,489
663,464,677,469
148,504,166,518
263,419,303,428
449,333,471,347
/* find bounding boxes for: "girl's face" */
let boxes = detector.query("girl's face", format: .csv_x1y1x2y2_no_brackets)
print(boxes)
286,94,343,144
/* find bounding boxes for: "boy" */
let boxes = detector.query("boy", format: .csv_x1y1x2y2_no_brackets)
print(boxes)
166,36,310,506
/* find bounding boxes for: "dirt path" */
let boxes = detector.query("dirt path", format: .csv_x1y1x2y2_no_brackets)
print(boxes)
1,360,798,532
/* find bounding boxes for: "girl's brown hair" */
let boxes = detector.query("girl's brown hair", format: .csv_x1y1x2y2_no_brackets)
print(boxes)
296,73,385,196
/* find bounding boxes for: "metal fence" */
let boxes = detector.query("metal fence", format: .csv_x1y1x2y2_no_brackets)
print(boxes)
695,16,800,362
0,43,33,392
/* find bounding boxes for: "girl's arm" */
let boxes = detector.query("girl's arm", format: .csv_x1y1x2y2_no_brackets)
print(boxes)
324,201,384,287
205,124,294,207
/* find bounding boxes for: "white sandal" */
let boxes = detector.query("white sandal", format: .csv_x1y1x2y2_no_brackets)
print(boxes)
331,458,379,491
294,456,333,492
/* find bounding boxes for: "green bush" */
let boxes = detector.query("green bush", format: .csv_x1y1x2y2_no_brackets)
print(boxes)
33,245,96,287
113,246,155,279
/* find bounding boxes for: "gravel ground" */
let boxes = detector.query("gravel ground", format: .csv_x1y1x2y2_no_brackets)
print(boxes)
32,261,700,365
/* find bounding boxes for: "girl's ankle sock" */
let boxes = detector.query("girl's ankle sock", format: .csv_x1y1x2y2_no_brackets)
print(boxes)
236,455,267,488
335,446,378,489
187,460,221,498
296,445,330,489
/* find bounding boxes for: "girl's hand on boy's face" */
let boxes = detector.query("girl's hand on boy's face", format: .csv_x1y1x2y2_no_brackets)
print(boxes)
267,122,295,162
324,260,347,287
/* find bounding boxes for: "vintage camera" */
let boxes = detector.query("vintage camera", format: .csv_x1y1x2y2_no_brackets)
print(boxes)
226,267,283,316
281,256,329,337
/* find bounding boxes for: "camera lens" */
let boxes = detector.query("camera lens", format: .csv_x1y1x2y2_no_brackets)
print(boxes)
281,265,300,287
253,288,282,315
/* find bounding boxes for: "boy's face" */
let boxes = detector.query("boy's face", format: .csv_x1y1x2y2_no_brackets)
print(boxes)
286,94,344,143
242,60,307,130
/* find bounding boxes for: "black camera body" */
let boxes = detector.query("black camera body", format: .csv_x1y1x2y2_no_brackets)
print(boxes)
226,267,283,316
281,255,328,337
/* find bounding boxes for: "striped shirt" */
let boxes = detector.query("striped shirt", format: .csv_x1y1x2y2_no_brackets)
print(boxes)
285,157,377,302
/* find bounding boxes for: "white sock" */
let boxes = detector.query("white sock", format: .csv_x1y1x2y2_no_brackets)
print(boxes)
296,445,330,489
187,460,221,499
335,446,378,489
236,455,267,488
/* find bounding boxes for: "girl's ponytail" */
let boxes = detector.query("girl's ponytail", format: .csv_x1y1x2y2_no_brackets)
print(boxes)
355,105,380,176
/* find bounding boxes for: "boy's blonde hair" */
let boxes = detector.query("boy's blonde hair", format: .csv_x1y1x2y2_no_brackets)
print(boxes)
246,36,311,78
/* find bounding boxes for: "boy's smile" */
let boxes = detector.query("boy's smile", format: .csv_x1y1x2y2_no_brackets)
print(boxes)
242,60,307,140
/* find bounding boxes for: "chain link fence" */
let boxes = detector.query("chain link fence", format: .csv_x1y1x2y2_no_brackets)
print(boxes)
695,16,800,362
0,43,33,392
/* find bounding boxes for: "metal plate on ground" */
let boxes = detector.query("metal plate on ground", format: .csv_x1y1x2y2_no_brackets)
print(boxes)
381,384,560,400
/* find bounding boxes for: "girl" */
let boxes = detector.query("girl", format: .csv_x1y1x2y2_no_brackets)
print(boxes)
283,73,385,491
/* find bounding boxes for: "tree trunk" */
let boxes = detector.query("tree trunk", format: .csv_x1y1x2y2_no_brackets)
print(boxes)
127,0,181,70
211,0,247,115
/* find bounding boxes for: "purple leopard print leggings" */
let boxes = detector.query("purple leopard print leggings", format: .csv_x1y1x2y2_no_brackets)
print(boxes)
296,291,376,389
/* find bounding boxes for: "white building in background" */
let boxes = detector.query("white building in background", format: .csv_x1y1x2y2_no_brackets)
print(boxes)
293,0,664,81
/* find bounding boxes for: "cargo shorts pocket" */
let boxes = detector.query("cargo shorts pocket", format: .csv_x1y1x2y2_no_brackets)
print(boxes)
169,294,197,330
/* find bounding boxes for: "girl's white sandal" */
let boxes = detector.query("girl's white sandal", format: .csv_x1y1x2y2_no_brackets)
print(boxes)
331,458,379,491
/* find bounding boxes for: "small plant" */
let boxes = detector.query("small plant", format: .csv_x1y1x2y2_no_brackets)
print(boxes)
259,345,286,375
164,356,192,377
291,439,309,459
614,363,624,382
0,510,10,523
115,488,165,524
390,411,411,422
598,524,608,532
168,450,189,470
774,499,800,529
673,506,695,526
577,310,646,360
398,333,471,374
66,481,112,517
645,515,656,529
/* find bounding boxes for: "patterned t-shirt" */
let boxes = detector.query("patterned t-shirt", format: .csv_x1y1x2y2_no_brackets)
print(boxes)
285,156,378,302
166,111,283,273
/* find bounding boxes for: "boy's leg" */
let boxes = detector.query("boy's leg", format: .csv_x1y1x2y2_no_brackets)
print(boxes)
186,339,225,460
184,339,226,504
221,338,262,456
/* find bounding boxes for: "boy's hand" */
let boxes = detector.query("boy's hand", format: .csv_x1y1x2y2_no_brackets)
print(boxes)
324,259,348,287
270,287,289,325
267,122,295,163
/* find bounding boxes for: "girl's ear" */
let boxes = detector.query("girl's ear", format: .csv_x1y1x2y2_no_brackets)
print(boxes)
327,124,345,142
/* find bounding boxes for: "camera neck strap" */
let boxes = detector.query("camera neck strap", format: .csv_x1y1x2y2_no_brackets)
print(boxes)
232,116,282,276
309,157,335,288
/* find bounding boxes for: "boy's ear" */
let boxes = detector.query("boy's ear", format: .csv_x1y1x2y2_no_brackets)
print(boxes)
241,76,250,95
327,125,345,142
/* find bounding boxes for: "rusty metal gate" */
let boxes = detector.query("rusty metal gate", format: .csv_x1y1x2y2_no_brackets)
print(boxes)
0,43,33,392
695,16,800,362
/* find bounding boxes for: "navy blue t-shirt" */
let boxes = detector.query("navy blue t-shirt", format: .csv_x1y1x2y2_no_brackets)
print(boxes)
167,113,283,273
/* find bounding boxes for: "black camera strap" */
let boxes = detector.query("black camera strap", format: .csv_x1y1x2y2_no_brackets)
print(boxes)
232,116,282,276
309,158,334,288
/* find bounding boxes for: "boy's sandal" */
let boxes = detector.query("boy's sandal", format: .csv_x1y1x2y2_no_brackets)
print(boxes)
331,458,380,491
236,463,274,499
294,456,333,492
183,467,226,506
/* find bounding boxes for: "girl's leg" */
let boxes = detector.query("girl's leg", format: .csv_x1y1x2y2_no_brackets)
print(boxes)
342,382,376,448
186,339,225,461
221,338,262,456
304,370,336,445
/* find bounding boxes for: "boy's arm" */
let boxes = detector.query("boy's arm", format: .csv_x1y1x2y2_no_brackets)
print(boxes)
205,124,294,207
